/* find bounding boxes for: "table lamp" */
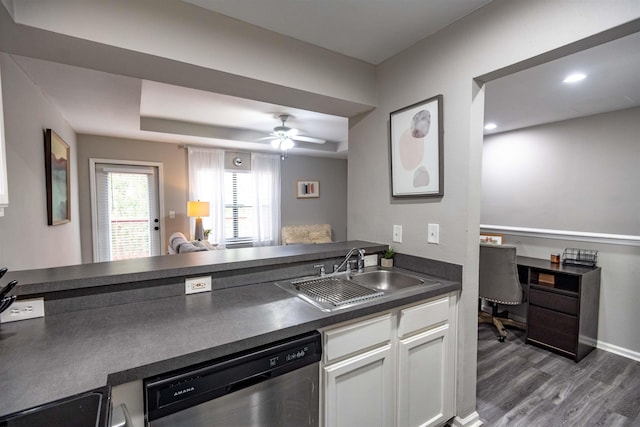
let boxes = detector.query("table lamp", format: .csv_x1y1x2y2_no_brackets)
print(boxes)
187,200,210,241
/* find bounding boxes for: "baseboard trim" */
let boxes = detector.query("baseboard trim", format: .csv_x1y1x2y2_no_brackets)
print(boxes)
452,411,482,427
597,340,640,362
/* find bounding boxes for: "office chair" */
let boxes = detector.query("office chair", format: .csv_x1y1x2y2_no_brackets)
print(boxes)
478,243,526,342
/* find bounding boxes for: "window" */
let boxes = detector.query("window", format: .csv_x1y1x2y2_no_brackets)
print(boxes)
224,171,253,244
188,148,280,247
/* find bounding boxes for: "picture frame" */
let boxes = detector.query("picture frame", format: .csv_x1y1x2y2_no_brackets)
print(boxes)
389,94,443,197
480,233,504,245
296,180,319,198
44,129,71,225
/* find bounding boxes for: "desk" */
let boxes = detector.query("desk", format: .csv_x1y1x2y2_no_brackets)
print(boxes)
517,256,601,362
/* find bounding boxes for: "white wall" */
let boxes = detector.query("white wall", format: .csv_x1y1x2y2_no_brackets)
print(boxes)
483,108,640,235
0,53,81,270
0,0,375,118
349,1,640,422
482,108,640,358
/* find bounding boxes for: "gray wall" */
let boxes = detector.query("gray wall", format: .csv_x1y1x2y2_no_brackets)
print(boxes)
348,1,640,420
481,108,640,356
281,155,348,241
76,135,189,264
0,53,81,271
482,108,640,235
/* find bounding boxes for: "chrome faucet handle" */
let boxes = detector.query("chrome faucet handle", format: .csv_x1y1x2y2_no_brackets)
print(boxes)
357,249,366,273
313,264,326,277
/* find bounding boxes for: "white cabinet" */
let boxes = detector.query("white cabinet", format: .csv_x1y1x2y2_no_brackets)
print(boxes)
397,297,455,427
322,314,394,427
0,64,8,216
398,325,452,426
324,344,394,427
321,293,457,427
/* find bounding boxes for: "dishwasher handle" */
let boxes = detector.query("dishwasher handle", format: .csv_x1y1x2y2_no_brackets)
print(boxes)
111,403,133,427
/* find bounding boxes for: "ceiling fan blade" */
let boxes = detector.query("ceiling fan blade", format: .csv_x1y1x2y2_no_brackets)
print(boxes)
292,135,326,144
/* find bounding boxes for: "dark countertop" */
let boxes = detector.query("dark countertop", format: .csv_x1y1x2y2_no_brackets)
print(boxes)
0,242,461,417
5,240,386,295
517,255,601,275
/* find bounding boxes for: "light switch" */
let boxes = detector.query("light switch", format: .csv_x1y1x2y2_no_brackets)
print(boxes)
169,210,175,219
393,225,403,243
428,223,439,244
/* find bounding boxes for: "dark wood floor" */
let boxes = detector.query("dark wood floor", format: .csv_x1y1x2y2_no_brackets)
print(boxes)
476,324,640,426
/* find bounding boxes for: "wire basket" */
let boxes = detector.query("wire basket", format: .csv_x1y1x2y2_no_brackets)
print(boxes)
562,248,598,268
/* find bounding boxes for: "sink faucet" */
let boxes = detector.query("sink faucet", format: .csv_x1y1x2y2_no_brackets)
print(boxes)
333,248,366,274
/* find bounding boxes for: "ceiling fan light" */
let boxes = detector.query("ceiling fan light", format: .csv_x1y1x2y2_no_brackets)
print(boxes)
271,139,281,149
281,138,294,151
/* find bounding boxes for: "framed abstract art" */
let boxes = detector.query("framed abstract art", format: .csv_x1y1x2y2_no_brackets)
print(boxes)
389,94,443,197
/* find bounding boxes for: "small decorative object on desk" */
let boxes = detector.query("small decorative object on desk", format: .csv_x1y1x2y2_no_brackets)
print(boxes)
562,248,598,267
550,253,560,264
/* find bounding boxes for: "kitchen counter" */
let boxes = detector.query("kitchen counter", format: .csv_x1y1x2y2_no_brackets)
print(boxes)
0,243,461,418
5,240,386,296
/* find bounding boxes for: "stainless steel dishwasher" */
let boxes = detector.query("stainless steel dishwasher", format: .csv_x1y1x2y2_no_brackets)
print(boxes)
144,331,321,427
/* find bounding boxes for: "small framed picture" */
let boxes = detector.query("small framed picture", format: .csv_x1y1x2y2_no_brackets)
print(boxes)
480,233,504,245
44,129,71,225
297,180,319,198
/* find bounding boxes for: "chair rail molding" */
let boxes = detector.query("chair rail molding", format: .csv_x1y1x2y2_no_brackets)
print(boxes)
480,224,640,247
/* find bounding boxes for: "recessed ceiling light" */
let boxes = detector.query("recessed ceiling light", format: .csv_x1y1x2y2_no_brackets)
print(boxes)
563,73,586,83
484,123,497,130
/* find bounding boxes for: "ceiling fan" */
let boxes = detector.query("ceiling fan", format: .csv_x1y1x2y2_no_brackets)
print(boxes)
264,114,326,151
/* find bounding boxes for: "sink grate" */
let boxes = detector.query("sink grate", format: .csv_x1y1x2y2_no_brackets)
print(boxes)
293,276,384,307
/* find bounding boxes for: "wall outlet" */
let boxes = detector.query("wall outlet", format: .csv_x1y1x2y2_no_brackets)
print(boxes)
364,254,378,267
393,224,403,243
428,223,440,244
0,298,45,323
185,276,212,294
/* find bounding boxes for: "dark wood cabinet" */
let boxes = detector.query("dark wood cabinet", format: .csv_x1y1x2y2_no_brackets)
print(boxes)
517,256,601,362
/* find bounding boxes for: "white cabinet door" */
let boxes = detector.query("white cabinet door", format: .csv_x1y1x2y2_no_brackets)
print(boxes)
397,324,453,427
324,344,394,427
0,63,9,215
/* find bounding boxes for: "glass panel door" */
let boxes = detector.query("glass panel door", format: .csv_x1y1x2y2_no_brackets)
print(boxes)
93,163,161,262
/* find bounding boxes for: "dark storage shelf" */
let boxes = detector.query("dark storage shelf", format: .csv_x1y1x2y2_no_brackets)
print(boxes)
518,256,601,362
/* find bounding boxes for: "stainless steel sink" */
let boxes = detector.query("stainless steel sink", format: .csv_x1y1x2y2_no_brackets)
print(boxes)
348,270,424,292
275,268,434,312
275,275,384,312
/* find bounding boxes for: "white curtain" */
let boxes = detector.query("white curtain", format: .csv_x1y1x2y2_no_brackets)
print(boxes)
251,152,281,246
188,147,226,248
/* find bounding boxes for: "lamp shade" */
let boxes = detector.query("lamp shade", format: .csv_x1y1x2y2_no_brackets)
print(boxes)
187,200,210,218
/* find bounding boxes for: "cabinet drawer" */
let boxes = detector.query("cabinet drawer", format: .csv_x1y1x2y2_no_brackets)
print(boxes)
528,305,577,354
398,296,449,338
324,314,392,363
530,288,578,315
